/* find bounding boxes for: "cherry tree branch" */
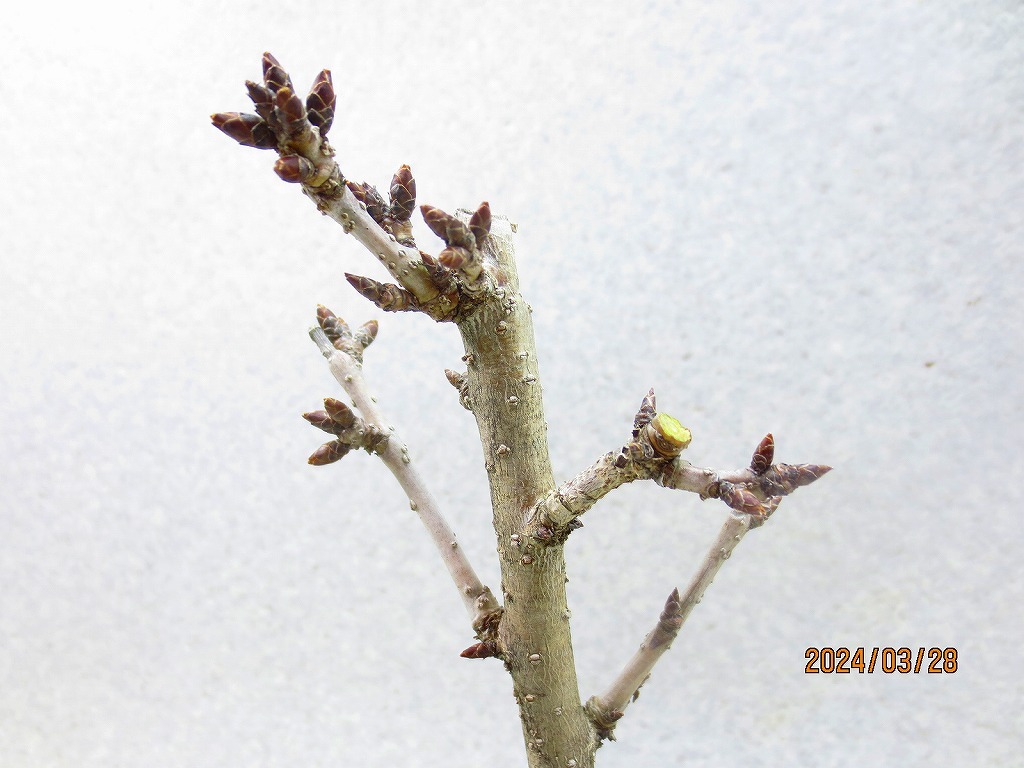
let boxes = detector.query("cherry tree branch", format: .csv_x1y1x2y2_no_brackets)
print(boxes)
585,514,752,740
308,323,501,634
212,53,500,324
529,390,830,537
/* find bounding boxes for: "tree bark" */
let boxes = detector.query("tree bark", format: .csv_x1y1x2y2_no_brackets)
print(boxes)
456,221,597,766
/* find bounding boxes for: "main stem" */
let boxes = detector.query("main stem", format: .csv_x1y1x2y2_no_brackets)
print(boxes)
457,233,597,767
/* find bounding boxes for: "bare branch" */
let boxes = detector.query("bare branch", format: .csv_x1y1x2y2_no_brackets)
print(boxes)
308,325,501,633
586,514,752,740
529,393,830,535
212,54,461,320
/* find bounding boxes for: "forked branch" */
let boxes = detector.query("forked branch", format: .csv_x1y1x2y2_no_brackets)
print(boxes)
307,318,500,635
530,390,830,538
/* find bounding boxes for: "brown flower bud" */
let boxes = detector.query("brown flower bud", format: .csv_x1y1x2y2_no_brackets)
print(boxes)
632,388,657,437
273,155,316,183
305,69,336,135
469,201,492,249
460,642,498,659
316,304,351,343
345,274,417,312
657,588,683,633
444,368,466,390
354,319,379,350
718,481,767,517
438,246,471,270
388,165,416,222
419,251,452,286
763,463,832,496
262,51,293,93
273,86,309,138
750,433,775,475
360,183,388,224
323,398,357,429
421,204,475,250
302,410,336,433
210,112,276,149
245,80,277,124
308,440,350,465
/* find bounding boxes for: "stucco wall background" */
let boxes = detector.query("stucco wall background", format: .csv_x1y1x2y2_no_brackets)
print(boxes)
2,1,1021,766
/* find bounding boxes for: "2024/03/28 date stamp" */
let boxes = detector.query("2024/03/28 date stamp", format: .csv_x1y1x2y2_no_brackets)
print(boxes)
804,647,958,674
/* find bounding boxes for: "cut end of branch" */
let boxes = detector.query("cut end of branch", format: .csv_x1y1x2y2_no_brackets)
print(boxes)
646,413,692,458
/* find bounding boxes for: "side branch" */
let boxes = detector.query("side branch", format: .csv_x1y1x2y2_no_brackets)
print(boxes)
585,514,751,740
309,326,501,633
529,391,830,537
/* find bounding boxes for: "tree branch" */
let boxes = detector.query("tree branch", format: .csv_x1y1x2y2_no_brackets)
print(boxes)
308,324,501,634
530,391,830,536
585,514,752,740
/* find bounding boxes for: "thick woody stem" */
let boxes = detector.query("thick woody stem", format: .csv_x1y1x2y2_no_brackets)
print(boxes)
455,217,598,767
309,327,500,630
586,514,752,738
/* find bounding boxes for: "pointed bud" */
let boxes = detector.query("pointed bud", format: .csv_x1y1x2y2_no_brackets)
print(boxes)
323,398,357,429
308,440,351,465
357,182,388,224
303,410,338,434
345,274,417,312
388,164,417,222
262,51,293,93
438,245,471,270
354,320,379,349
632,388,657,437
460,641,498,659
718,481,767,517
274,86,309,138
420,204,475,249
346,180,368,205
657,588,684,634
245,80,276,123
419,251,452,286
750,433,775,475
469,201,492,249
763,463,832,496
305,69,336,135
316,304,351,343
274,154,316,183
211,112,277,149
445,368,466,390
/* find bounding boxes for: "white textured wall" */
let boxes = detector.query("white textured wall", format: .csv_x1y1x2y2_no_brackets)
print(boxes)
3,2,1021,766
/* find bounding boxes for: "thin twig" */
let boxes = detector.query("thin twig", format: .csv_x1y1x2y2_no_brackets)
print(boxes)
586,514,752,738
310,327,500,629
